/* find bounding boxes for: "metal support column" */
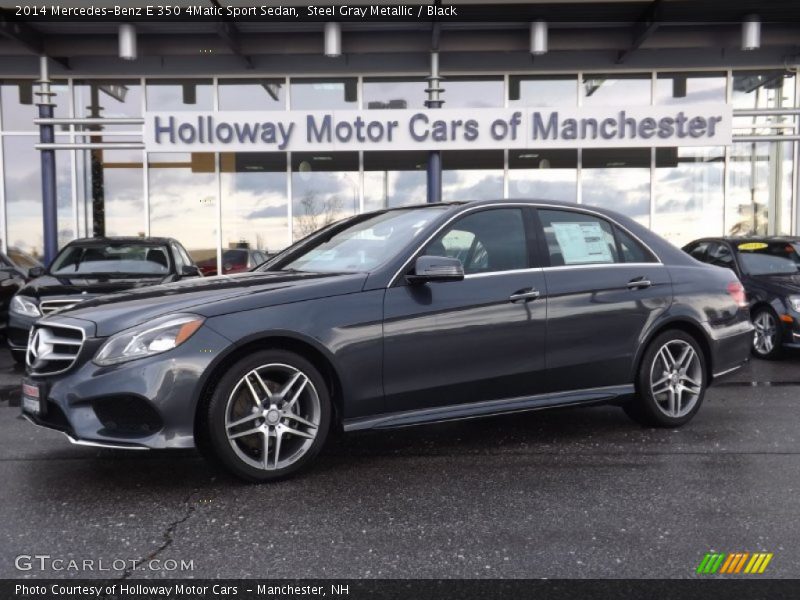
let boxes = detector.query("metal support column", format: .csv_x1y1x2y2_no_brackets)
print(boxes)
36,56,58,265
425,51,444,204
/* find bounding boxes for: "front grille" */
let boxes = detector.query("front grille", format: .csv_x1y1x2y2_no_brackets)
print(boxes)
40,298,84,315
26,323,85,375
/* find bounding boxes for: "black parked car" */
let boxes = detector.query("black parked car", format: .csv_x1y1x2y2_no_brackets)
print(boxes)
683,236,800,359
8,237,201,363
0,247,42,336
21,200,752,482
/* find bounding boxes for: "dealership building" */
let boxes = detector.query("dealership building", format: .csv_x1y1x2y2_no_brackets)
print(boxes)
0,0,798,271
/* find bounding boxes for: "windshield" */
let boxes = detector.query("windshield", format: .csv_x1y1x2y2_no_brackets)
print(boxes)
50,244,171,276
736,241,800,276
280,207,448,273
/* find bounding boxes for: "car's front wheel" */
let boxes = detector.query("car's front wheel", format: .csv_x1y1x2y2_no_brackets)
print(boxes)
204,349,331,482
752,306,782,360
624,330,707,427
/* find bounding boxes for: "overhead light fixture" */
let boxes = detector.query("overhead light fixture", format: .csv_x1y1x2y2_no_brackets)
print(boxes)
324,22,342,57
530,20,548,56
118,23,137,61
742,15,761,51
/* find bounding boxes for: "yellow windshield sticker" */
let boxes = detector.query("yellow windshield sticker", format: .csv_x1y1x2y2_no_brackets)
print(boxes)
738,242,768,251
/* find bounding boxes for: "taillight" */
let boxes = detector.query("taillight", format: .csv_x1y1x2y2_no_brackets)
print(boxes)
727,281,748,308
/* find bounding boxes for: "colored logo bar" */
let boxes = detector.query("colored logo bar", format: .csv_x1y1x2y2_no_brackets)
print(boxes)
696,552,773,574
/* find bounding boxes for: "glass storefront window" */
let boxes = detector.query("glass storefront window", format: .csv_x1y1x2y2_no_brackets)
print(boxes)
732,70,796,109
727,141,794,236
221,152,288,254
653,147,724,247
4,136,73,258
77,142,145,238
363,78,426,110
74,80,142,132
146,79,213,111
581,148,651,226
509,150,577,201
442,150,503,202
582,73,652,107
732,71,797,139
655,72,726,105
291,152,359,240
445,77,504,108
1,80,69,131
364,151,427,210
218,79,286,111
290,78,357,110
509,75,578,107
148,152,217,263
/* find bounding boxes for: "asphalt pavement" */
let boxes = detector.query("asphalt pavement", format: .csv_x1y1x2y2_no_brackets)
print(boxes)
1,349,800,579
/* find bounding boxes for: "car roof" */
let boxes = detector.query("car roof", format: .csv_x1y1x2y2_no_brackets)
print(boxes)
65,236,178,246
688,236,800,246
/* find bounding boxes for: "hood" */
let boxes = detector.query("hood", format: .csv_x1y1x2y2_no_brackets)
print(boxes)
749,272,800,295
21,274,168,298
56,270,367,337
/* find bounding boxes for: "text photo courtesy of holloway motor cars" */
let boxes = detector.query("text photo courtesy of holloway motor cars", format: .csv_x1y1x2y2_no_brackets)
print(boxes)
1,1,800,598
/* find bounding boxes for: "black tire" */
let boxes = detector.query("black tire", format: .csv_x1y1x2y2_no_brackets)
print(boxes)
624,330,707,428
203,349,331,483
751,306,783,360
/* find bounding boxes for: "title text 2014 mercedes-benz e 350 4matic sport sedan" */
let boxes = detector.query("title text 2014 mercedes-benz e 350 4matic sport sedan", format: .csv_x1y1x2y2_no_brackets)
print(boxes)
21,200,753,482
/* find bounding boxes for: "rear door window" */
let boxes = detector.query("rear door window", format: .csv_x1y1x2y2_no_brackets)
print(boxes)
538,209,619,266
615,227,657,263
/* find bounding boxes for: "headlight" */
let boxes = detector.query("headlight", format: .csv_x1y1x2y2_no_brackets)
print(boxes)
789,296,800,312
10,295,40,317
94,314,205,366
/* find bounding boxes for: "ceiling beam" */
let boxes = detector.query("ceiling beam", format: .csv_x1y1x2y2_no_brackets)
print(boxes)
0,16,70,69
209,0,254,69
616,0,662,64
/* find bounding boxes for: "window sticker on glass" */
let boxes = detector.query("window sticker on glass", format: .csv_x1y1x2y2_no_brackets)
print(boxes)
738,242,769,251
552,222,614,264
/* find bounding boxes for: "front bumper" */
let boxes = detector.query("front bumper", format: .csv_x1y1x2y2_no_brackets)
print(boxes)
779,318,800,349
21,318,232,450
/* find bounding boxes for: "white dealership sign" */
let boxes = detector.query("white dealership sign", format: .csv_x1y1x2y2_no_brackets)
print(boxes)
144,104,732,152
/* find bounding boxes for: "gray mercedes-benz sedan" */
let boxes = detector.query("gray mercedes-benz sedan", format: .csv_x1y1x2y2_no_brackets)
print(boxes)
21,200,753,482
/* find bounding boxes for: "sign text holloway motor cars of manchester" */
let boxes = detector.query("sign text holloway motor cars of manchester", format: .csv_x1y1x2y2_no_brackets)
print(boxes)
144,104,732,153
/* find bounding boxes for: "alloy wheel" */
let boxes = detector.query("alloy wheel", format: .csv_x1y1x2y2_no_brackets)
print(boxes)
753,311,777,356
649,339,703,419
224,363,321,471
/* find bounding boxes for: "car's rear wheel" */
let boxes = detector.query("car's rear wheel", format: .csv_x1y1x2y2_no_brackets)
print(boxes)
204,349,331,482
624,330,707,427
752,307,782,360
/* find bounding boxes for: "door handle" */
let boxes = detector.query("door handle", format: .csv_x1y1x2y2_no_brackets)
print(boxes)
509,288,541,303
627,277,652,290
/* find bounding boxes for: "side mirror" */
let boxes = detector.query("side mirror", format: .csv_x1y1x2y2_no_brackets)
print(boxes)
28,266,45,278
181,265,201,277
406,255,465,284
